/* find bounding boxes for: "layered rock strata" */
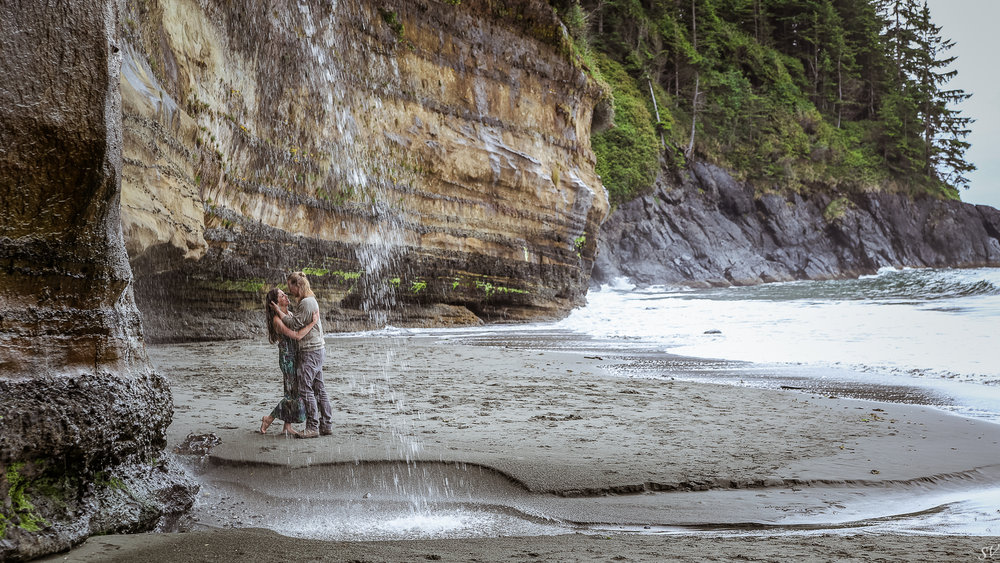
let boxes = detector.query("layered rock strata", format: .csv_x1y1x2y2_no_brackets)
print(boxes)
0,2,195,560
594,162,1000,287
120,0,609,341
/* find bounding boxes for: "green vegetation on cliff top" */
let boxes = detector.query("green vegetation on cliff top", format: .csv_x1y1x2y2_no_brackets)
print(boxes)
553,0,974,206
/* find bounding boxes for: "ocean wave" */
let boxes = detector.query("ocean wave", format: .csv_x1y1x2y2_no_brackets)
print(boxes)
675,268,1000,302
863,270,1000,301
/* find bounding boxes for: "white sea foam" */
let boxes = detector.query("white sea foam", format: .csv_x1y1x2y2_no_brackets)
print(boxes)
558,268,1000,386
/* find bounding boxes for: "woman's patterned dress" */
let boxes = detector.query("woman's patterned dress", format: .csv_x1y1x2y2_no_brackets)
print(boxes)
269,335,306,423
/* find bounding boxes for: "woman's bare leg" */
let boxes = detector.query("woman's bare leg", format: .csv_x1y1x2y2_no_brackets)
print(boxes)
260,415,275,434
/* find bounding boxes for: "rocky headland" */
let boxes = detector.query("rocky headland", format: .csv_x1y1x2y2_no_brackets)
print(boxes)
594,162,1000,287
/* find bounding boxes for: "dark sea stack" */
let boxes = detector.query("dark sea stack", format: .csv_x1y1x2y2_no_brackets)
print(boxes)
594,162,1000,287
0,1,195,560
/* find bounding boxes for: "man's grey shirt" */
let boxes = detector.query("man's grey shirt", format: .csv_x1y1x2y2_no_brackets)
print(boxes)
283,295,324,352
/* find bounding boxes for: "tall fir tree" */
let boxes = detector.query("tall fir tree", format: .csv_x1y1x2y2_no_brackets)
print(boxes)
569,0,975,201
908,1,975,191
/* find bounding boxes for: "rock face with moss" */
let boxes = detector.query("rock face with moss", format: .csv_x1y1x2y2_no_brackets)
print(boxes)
594,163,1000,287
0,1,196,559
120,0,609,341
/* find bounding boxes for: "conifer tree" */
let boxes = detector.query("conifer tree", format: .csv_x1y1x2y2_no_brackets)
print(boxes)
569,0,975,200
832,0,885,120
908,1,975,190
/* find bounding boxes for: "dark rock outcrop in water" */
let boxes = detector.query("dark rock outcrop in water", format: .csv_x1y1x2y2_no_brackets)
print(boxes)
0,2,195,560
594,162,1000,287
119,0,608,341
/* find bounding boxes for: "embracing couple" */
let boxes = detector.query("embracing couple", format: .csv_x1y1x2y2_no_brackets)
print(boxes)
259,271,334,439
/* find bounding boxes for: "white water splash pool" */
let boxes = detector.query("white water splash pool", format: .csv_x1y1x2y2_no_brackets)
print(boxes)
178,460,1000,541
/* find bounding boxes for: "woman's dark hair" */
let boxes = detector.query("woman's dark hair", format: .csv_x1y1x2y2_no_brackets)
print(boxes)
265,287,281,344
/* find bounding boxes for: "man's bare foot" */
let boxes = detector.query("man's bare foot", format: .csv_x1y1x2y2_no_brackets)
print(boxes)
260,415,275,434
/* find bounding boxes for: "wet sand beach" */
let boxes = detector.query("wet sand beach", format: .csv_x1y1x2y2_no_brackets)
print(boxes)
43,528,1000,562
45,333,1000,561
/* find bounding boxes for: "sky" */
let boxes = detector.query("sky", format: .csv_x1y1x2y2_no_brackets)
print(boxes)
925,0,1000,209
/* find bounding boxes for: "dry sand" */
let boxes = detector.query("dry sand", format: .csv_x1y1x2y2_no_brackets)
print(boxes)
43,528,1000,562
42,333,1000,561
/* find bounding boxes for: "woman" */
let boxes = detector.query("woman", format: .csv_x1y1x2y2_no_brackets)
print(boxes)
260,287,319,436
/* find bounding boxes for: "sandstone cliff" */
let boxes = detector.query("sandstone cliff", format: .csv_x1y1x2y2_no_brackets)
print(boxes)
0,1,195,560
120,0,609,342
594,162,1000,287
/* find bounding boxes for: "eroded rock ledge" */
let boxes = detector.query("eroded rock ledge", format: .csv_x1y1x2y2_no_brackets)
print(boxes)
594,162,1000,287
0,2,195,560
120,0,609,342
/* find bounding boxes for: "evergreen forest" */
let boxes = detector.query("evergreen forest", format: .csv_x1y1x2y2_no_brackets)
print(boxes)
551,0,975,206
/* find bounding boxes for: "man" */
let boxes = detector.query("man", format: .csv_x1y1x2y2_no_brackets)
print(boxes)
277,271,333,438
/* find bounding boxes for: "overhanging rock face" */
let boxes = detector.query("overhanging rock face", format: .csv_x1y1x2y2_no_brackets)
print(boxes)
0,1,195,559
120,0,610,342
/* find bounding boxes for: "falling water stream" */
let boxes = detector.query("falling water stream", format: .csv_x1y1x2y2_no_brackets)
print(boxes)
272,0,440,519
